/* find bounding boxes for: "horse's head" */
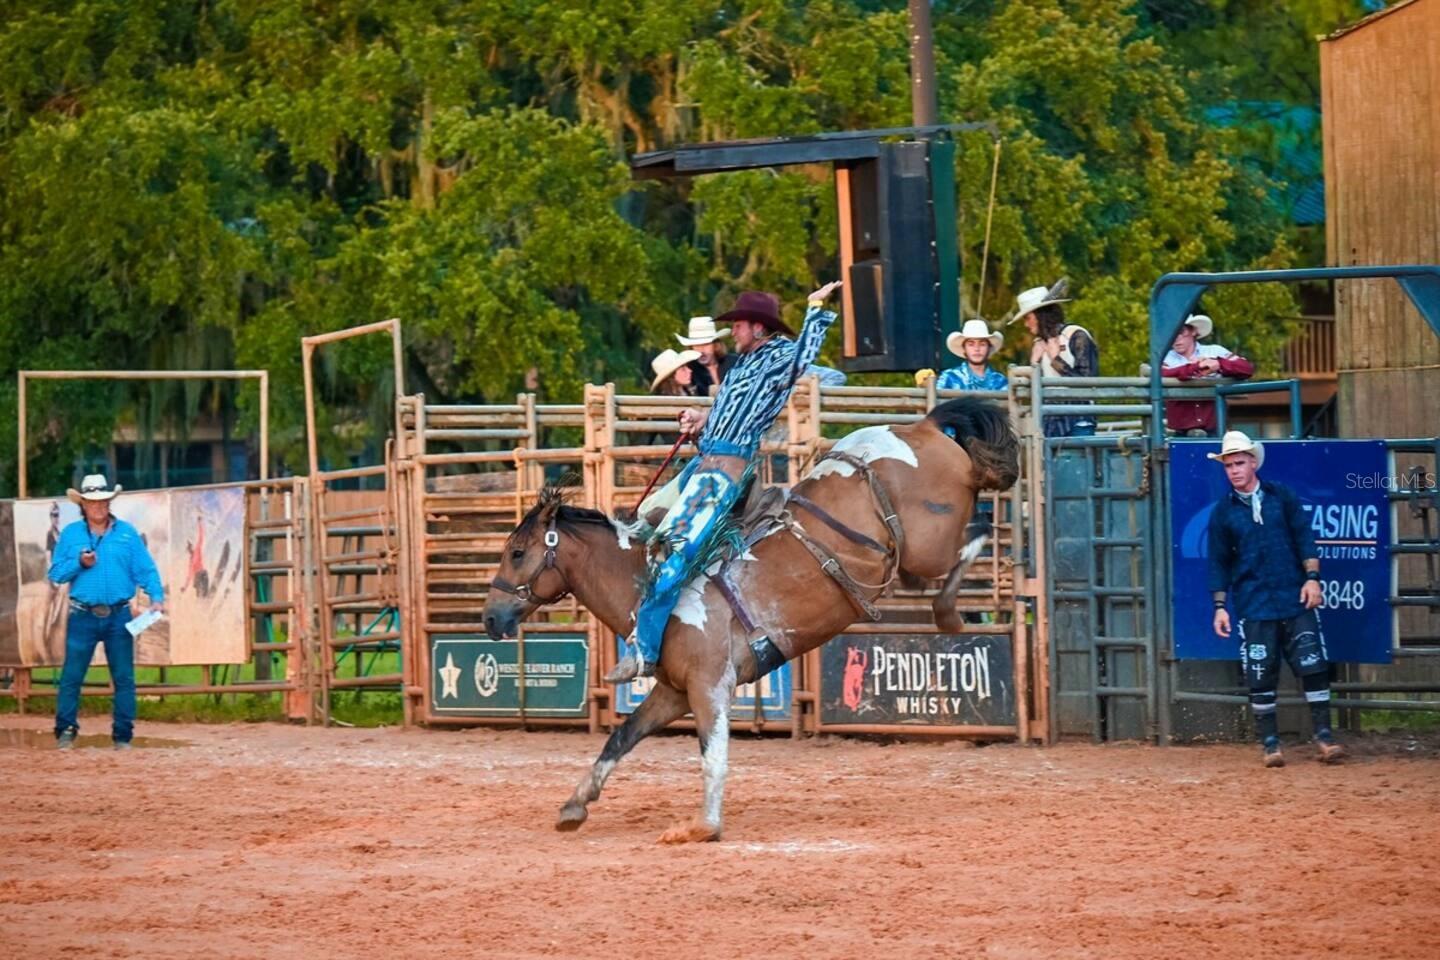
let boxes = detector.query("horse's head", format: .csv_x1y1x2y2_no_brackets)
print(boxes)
483,490,573,639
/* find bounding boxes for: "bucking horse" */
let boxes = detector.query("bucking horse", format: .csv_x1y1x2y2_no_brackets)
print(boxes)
482,396,1019,843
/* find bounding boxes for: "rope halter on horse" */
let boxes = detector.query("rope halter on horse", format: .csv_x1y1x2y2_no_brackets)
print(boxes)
490,513,571,605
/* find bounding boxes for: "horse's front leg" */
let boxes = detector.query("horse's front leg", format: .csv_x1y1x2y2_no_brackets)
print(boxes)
557,680,688,831
659,663,736,844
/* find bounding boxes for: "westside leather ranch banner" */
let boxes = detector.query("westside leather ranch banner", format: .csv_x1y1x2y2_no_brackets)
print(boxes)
820,633,1016,728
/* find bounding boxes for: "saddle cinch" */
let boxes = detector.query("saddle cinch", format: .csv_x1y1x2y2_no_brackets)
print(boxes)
708,451,907,637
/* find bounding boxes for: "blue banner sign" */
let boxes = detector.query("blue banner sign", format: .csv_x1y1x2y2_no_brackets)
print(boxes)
612,636,792,720
1169,440,1392,662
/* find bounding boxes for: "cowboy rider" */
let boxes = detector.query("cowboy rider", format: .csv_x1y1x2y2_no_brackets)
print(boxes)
607,281,843,683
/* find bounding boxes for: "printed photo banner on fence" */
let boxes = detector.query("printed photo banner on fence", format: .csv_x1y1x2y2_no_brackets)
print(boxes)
819,633,1016,728
1169,439,1392,663
0,486,248,667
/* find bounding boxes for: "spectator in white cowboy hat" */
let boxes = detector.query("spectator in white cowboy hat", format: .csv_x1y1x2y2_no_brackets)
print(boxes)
1008,278,1099,437
1161,313,1254,437
1205,431,1343,768
48,474,165,751
917,318,1008,392
676,316,736,395
650,348,703,398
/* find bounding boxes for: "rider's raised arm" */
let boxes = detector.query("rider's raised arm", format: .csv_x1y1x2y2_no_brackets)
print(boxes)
787,294,840,383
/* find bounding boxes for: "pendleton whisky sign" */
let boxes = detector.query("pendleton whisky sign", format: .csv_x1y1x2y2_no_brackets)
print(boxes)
819,633,1015,728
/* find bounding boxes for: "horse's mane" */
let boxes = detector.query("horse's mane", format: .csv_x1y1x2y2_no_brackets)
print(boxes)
926,396,1020,491
515,485,615,538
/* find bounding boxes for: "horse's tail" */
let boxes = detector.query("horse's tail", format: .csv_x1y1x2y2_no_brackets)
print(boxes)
926,396,1020,491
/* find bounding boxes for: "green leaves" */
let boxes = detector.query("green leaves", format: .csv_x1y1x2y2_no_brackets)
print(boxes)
0,0,1373,495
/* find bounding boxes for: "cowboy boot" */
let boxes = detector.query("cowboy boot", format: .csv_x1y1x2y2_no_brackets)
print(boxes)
1315,729,1346,764
603,645,654,684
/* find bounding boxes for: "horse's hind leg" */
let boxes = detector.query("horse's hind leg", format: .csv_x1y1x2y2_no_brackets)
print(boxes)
659,665,735,844
556,680,687,832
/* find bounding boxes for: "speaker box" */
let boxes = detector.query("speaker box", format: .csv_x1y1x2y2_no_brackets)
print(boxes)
837,140,951,373
847,258,886,356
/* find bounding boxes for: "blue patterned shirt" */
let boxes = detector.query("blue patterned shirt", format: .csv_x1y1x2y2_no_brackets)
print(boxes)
935,364,1008,392
48,517,165,605
702,304,838,456
1206,480,1317,621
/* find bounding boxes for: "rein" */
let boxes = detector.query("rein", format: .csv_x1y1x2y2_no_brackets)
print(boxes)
490,513,571,605
637,430,691,509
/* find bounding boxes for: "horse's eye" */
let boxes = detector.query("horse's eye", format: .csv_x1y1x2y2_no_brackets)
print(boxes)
510,549,525,561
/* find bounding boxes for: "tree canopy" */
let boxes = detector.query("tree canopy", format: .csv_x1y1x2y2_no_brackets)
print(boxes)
0,0,1373,494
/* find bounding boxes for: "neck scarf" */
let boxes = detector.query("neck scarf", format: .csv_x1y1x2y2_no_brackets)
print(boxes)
1236,484,1263,525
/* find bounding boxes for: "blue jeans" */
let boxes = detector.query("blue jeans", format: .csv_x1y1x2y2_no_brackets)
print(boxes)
633,462,748,663
54,608,136,742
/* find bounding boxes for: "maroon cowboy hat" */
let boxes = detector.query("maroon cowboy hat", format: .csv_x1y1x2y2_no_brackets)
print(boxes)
715,291,795,338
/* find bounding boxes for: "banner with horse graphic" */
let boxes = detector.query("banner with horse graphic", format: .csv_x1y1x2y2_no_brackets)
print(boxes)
820,633,1016,728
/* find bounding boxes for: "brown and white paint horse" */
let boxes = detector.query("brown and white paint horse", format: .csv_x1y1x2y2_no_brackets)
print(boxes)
482,397,1018,843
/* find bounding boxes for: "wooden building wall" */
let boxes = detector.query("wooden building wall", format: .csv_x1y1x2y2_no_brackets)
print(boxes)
1320,0,1440,439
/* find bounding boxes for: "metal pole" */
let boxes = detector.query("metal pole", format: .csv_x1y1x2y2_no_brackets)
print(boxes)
259,371,270,481
907,0,939,127
302,343,320,482
17,372,27,498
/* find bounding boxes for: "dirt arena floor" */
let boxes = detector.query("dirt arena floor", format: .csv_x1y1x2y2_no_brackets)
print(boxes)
2,717,1438,960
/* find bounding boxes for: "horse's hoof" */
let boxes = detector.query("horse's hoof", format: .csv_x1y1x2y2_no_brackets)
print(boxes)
657,820,721,845
555,803,589,832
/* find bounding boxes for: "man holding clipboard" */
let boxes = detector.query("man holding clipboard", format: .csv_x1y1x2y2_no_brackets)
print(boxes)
47,474,165,750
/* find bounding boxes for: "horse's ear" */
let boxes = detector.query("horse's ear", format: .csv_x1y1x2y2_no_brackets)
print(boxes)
536,486,566,520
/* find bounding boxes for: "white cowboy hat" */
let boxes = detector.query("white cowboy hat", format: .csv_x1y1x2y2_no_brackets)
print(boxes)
1184,314,1213,338
650,348,701,390
1006,279,1071,325
945,318,1003,357
1207,430,1264,469
67,473,122,504
675,316,730,346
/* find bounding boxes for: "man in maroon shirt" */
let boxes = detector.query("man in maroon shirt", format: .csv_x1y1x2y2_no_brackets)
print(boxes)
1161,314,1255,436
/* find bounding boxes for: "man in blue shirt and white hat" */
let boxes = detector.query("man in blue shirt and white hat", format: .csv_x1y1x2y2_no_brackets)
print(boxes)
48,473,165,750
916,318,1009,392
1206,431,1344,768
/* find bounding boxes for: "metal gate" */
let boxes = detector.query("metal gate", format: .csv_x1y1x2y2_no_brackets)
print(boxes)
1042,435,1156,741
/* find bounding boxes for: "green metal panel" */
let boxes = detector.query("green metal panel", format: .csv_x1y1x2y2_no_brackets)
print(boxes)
430,635,589,718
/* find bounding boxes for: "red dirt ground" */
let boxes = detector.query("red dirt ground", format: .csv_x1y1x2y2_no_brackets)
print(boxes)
2,716,1437,960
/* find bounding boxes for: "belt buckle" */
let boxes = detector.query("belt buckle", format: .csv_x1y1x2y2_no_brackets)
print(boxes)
90,604,112,618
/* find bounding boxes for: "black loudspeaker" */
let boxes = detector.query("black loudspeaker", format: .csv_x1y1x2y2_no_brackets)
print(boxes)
848,259,885,356
836,140,951,373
